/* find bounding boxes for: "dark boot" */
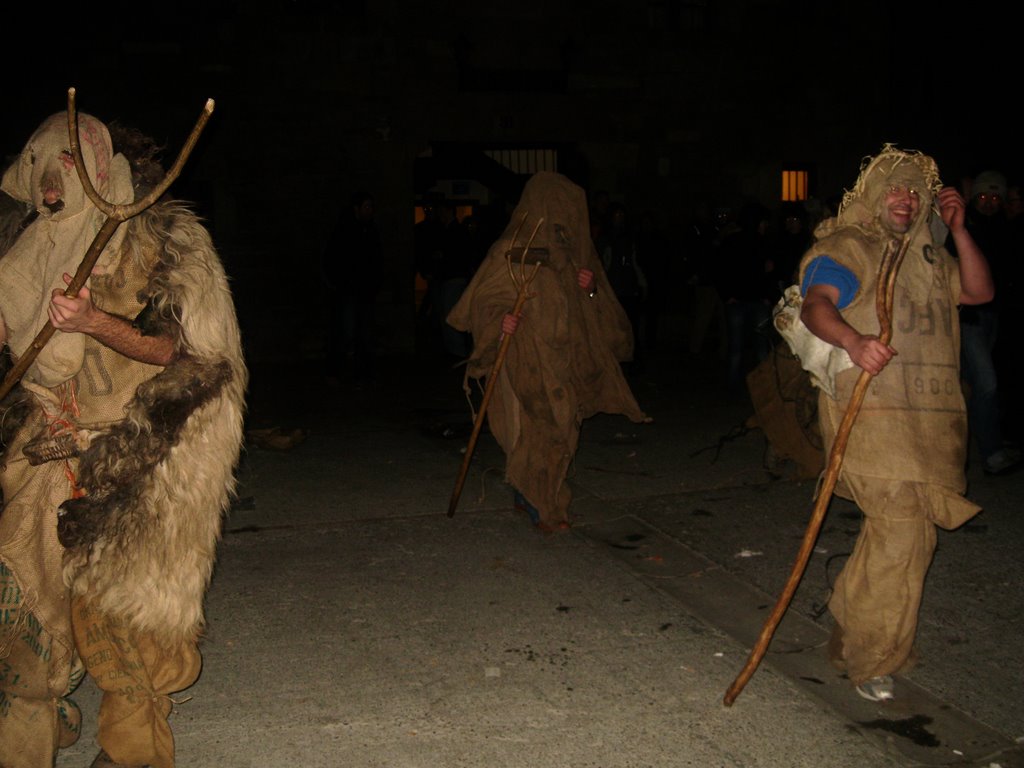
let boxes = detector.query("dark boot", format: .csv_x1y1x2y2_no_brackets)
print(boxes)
513,489,541,526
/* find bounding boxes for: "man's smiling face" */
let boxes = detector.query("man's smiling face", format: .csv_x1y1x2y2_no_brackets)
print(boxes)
880,183,920,234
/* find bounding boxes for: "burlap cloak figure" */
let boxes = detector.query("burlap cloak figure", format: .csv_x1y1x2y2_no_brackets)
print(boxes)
796,146,980,686
447,172,647,529
0,113,246,768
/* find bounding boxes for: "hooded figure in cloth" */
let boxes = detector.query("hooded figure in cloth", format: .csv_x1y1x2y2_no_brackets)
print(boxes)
447,172,648,531
0,112,246,768
796,145,992,702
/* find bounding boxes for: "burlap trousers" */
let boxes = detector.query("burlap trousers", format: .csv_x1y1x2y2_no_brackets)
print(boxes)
0,563,81,768
72,598,201,768
1,584,199,768
827,477,938,685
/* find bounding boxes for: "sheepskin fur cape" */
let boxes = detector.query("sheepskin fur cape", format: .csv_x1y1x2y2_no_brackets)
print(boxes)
0,197,246,648
447,171,646,527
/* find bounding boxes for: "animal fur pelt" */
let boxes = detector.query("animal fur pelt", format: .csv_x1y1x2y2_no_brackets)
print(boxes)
58,199,247,646
57,356,232,549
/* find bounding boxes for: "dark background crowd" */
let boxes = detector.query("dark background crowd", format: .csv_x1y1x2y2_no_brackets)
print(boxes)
4,2,1021,464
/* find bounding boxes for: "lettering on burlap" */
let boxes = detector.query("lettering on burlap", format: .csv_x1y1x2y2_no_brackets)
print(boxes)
897,294,954,338
81,346,114,396
21,613,51,663
85,647,113,667
0,563,20,610
860,361,962,414
0,567,20,620
854,288,959,415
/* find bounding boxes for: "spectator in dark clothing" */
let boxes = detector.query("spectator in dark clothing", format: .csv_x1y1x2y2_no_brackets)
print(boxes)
948,170,1021,474
322,190,384,383
771,201,813,290
716,200,775,393
600,202,647,369
681,204,728,358
461,213,491,276
589,189,612,257
429,202,473,358
1001,179,1024,441
635,210,673,350
414,203,441,348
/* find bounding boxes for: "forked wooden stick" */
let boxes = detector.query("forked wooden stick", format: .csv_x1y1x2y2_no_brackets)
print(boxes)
447,216,544,517
723,235,909,706
0,88,214,401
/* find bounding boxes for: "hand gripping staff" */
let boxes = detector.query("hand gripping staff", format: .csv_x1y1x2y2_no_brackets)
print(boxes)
447,213,544,517
723,235,909,706
0,87,215,401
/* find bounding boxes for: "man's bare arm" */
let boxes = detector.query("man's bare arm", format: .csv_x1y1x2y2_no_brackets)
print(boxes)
800,283,895,376
937,186,995,306
48,273,177,366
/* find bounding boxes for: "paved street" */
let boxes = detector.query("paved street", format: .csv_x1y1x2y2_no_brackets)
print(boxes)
56,343,1024,768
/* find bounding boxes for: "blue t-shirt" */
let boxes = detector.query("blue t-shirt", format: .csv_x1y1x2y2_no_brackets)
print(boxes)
801,255,859,309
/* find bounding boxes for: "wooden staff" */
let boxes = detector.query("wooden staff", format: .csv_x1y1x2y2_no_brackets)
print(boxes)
0,87,214,401
447,216,544,517
723,234,909,707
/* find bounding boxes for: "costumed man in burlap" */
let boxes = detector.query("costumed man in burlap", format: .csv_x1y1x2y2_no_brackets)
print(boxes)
0,112,246,768
447,171,648,532
796,146,992,702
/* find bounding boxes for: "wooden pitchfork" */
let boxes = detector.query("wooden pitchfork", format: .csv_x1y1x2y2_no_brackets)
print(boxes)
447,213,544,517
0,87,214,402
723,234,909,706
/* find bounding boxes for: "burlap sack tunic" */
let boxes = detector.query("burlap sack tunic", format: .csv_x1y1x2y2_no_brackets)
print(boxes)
447,172,646,527
0,112,132,768
798,149,981,685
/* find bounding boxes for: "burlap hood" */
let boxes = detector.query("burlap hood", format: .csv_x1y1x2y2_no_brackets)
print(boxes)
498,170,592,274
814,143,942,251
0,113,132,387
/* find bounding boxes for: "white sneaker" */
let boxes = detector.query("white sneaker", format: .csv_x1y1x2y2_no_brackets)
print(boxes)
984,447,1022,476
856,675,895,702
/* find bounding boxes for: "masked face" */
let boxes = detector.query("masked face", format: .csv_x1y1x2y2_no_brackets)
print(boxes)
507,172,590,273
1,112,114,221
